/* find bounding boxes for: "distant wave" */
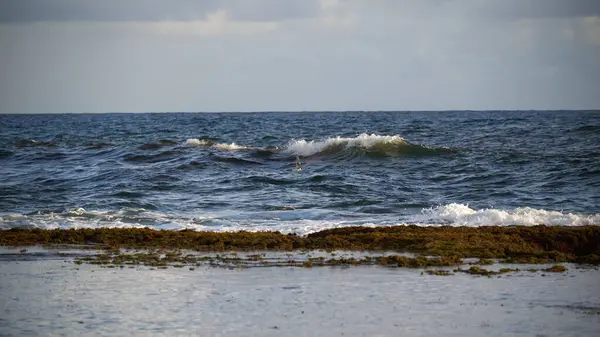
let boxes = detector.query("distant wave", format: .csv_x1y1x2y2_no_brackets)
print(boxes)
8,134,451,160
86,142,114,150
571,125,600,134
211,155,263,166
15,139,57,148
243,175,296,185
187,133,455,158
138,139,178,150
176,161,206,171
123,150,183,163
186,138,253,151
283,133,455,157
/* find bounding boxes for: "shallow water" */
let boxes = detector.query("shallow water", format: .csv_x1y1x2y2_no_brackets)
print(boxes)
1,251,599,336
1,111,599,233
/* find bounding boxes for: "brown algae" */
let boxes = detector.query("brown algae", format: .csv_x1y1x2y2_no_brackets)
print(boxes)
1,225,599,262
453,266,520,277
2,226,598,275
544,265,568,273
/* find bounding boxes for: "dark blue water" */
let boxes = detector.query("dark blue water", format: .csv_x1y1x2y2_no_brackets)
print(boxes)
1,111,599,233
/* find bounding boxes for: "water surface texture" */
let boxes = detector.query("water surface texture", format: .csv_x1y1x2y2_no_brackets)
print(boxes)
1,111,599,233
1,255,599,337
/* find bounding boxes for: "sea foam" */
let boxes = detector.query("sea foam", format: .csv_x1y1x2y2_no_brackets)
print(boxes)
186,138,250,151
283,133,408,157
412,203,600,227
185,134,451,157
2,204,598,235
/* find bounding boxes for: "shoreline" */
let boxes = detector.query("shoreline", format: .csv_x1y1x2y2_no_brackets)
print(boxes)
3,226,600,335
1,225,599,264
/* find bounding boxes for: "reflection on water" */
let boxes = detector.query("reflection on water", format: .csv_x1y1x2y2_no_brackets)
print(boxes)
1,256,599,336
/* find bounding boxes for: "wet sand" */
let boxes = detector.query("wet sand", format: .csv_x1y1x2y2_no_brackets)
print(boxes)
1,248,599,337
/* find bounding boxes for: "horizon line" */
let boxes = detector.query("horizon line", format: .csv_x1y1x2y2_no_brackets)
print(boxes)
1,109,599,115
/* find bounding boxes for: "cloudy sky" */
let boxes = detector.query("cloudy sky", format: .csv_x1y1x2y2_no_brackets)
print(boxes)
0,0,599,113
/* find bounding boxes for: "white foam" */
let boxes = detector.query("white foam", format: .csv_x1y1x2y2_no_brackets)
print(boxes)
178,219,367,235
284,133,407,157
411,203,600,227
186,139,212,146
213,143,250,151
2,205,598,234
0,208,184,230
186,139,251,151
0,208,371,235
186,134,413,155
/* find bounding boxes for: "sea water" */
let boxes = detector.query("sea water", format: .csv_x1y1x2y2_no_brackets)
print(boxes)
1,111,598,233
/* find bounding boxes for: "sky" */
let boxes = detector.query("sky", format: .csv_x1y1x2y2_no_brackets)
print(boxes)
0,0,599,113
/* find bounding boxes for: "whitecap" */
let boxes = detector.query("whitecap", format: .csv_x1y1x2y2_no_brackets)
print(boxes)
411,203,600,227
284,133,407,157
186,138,251,151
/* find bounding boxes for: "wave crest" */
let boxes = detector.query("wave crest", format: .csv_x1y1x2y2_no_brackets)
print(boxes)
186,134,454,158
283,133,454,157
186,138,251,151
412,203,600,227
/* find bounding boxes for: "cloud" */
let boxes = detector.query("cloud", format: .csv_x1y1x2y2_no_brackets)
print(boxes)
2,1,600,23
0,0,320,22
478,0,600,19
582,16,600,45
0,0,598,112
149,10,278,36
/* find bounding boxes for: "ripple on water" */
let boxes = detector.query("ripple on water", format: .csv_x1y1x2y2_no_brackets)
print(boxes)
0,257,599,336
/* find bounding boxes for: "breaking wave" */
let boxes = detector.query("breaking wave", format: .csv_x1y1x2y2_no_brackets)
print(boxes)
187,133,455,158
411,203,600,227
283,133,454,157
2,204,597,235
186,138,252,151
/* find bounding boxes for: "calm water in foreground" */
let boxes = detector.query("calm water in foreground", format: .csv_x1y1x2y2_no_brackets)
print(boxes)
1,111,599,233
0,249,599,337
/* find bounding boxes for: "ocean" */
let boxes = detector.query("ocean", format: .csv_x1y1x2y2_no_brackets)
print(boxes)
1,110,598,233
